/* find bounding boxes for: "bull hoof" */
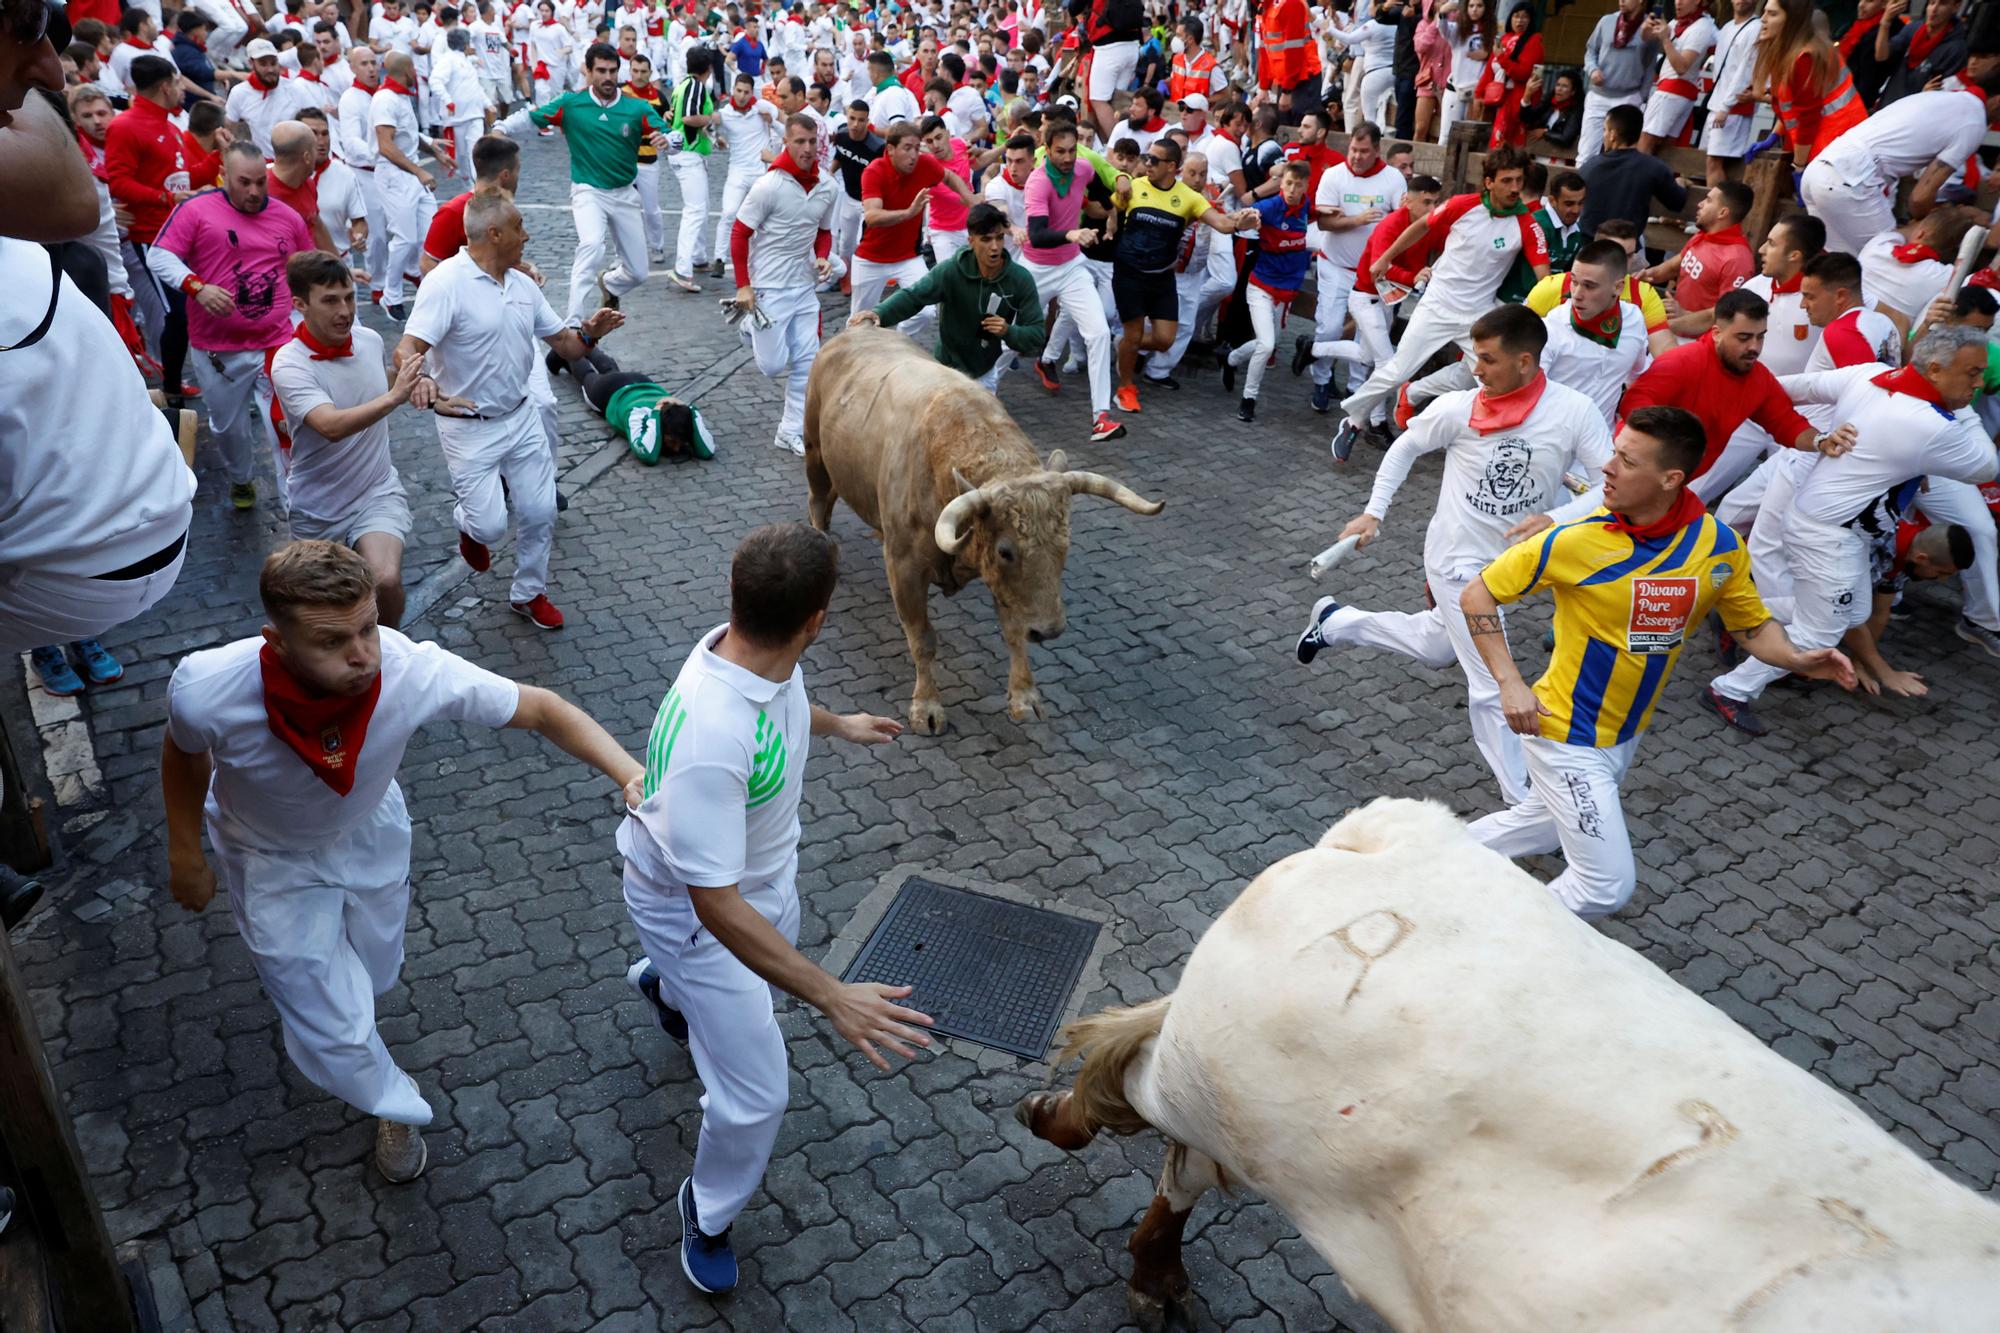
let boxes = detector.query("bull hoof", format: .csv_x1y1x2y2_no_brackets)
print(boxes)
1007,687,1047,722
909,698,948,735
1014,1091,1059,1135
1126,1285,1170,1332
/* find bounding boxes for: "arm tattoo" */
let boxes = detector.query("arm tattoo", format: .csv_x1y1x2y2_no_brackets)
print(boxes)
1738,620,1773,641
1466,613,1506,637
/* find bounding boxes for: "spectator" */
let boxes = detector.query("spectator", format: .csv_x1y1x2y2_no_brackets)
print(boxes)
1753,0,1865,170
1843,0,1897,105
1577,102,1684,237
1873,0,1966,106
172,12,227,106
1533,170,1586,273
1577,0,1657,168
1639,178,1755,332
1479,1,1540,149
1637,0,1716,155
1521,68,1581,150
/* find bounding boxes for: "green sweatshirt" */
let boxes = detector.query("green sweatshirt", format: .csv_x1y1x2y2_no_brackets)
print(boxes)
527,90,668,188
875,248,1047,377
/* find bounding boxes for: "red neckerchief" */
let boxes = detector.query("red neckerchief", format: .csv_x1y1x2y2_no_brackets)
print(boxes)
1468,370,1547,434
298,69,321,83
1550,90,1575,108
293,322,352,359
353,78,380,93
1839,11,1881,58
123,33,152,49
769,149,820,191
1612,8,1641,47
1672,10,1701,37
1571,300,1622,349
1346,156,1386,178
1703,222,1747,250
1906,18,1949,68
75,128,107,178
1872,364,1946,404
624,79,656,98
251,70,281,94
383,77,417,97
259,645,381,796
1603,487,1705,539
1770,271,1803,295
1892,241,1942,264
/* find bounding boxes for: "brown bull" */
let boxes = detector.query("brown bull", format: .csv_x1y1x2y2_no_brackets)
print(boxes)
802,327,1164,733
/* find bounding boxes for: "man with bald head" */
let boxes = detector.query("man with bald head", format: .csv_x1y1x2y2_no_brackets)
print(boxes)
266,119,340,254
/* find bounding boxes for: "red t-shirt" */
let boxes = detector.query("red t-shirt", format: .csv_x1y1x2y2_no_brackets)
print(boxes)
424,190,474,262
1675,225,1754,313
266,170,320,238
1282,141,1344,205
855,153,945,263
1617,335,1813,477
1353,205,1443,296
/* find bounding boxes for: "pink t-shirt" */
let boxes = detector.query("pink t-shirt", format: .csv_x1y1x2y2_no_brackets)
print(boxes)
927,138,972,231
154,190,311,351
1022,162,1088,266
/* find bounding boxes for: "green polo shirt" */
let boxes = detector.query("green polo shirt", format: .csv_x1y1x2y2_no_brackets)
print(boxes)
528,90,669,189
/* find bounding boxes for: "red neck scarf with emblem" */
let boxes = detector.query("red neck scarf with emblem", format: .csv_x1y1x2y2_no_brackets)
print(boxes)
1469,370,1547,434
1604,487,1705,539
1892,240,1941,264
1672,10,1701,38
259,645,381,795
1872,364,1946,404
294,322,352,359
1571,299,1622,348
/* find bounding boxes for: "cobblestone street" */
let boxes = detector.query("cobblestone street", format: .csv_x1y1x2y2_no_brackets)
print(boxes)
10,129,2000,1331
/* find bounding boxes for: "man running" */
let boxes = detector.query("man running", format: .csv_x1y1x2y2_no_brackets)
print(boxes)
163,540,644,1185
709,69,782,279
621,523,925,1295
851,120,974,342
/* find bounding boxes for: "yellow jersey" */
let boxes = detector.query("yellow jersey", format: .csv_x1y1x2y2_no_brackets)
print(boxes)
1526,271,1669,337
1483,509,1771,747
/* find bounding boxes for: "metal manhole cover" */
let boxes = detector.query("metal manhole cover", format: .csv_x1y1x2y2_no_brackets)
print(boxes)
840,877,1100,1059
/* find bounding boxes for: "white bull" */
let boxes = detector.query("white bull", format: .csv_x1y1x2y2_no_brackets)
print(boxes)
1018,798,2000,1331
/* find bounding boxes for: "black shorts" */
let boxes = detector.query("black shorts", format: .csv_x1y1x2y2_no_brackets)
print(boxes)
1113,266,1179,324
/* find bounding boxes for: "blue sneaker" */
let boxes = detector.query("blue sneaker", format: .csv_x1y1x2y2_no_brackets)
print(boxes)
1311,379,1333,414
625,957,688,1041
30,646,83,697
1330,419,1360,464
677,1176,737,1294
1296,596,1340,665
71,639,123,686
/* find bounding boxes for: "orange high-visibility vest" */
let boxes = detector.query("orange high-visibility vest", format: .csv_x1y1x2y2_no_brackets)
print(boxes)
1257,0,1314,90
1773,58,1866,161
1169,49,1216,101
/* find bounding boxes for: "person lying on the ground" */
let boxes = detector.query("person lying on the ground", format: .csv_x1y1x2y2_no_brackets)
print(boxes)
549,346,715,463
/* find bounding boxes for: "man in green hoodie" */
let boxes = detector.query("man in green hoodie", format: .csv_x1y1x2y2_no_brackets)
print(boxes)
847,202,1046,389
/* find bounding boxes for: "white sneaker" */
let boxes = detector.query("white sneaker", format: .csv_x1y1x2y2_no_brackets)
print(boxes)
375,1118,427,1183
772,430,806,456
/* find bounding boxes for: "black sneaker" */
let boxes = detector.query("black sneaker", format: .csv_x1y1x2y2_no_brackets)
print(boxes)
1218,349,1236,392
545,348,567,378
384,303,408,322
1034,359,1062,393
1715,622,1741,667
1330,419,1360,464
555,489,569,513
1312,379,1333,414
1296,595,1339,664
1291,333,1313,377
625,958,689,1041
1702,686,1769,737
1237,396,1255,422
1956,617,2000,660
1143,373,1180,391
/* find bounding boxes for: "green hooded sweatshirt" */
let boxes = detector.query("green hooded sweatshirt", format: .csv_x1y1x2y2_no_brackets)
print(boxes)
875,246,1047,377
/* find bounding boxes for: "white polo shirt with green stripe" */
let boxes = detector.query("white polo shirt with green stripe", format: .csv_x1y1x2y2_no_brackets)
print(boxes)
617,624,810,928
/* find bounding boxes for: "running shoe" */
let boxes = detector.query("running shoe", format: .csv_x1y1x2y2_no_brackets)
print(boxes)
1114,383,1141,413
1089,412,1126,442
71,640,123,686
1311,379,1333,414
510,595,565,630
229,482,256,511
665,270,701,293
625,958,689,1041
1393,383,1418,431
1291,333,1313,377
458,531,491,572
1956,617,2000,660
1701,686,1768,737
1330,419,1360,464
677,1177,737,1294
29,646,82,697
1237,396,1255,422
1296,596,1339,665
1034,359,1062,393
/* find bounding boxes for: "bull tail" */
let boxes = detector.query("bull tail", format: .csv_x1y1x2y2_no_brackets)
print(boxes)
1054,995,1172,1138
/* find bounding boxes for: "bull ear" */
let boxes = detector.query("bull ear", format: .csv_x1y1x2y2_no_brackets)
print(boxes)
952,467,978,496
1045,449,1068,474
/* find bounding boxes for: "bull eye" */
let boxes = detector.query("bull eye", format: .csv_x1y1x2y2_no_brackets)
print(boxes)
997,541,1016,563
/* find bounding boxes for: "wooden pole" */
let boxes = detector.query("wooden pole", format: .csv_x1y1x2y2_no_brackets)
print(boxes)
0,922,139,1332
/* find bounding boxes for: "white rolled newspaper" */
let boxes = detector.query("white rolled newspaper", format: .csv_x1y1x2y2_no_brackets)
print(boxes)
1308,534,1362,580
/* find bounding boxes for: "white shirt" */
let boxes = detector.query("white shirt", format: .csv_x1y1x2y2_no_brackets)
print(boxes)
1650,13,1715,95
1858,231,1952,327
1740,274,1817,376
471,19,514,82
166,629,520,852
717,95,780,170
405,251,566,415
337,84,379,165
1366,378,1614,578
227,78,314,155
1778,364,1999,530
1820,88,1989,185
431,47,489,120
866,80,920,133
528,20,573,70
1703,14,1761,119
1541,300,1651,426
1313,161,1405,270
369,84,422,173
1205,131,1244,208
373,12,419,53
316,159,366,256
984,168,1029,252
324,57,356,100
1422,190,1542,319
737,161,840,289
270,324,399,525
617,623,811,922
0,237,195,577
944,83,988,139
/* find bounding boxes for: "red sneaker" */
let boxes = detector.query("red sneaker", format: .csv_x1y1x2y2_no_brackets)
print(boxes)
510,594,565,630
458,531,491,572
1114,383,1141,413
1034,359,1062,393
1393,383,1417,431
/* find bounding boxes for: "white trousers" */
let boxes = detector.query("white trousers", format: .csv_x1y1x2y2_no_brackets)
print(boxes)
1047,257,1116,370
625,864,801,1233
437,408,557,603
712,165,761,258
1913,477,2000,631
1027,254,1113,414
930,227,968,267
671,151,711,273
375,167,431,306
1577,89,1645,168
85,183,131,299
1345,288,1395,365
1408,357,1475,407
1146,269,1230,377
1340,296,1475,427
1705,109,1756,160
1360,66,1395,129
191,347,277,487
211,784,432,1125
1800,157,1896,262
1712,512,1868,702
1318,567,1531,804
1227,284,1290,401
528,353,560,468
1468,735,1640,919
1341,59,1365,139
831,194,864,274
1438,86,1470,142
850,254,935,344
1691,421,1772,504
446,117,485,181
355,169,391,292
747,284,822,436
569,182,650,322
1309,259,1357,387
635,160,666,253
0,542,186,653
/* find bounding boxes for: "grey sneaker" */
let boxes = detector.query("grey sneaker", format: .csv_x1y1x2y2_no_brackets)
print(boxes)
375,1118,427,1183
595,268,620,311
1956,617,2000,661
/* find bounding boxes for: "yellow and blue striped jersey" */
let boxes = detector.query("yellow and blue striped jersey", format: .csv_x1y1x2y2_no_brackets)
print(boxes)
1483,509,1771,747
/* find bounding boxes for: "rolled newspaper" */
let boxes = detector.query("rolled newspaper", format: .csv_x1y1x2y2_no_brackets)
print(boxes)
1308,534,1363,580
1948,224,1991,297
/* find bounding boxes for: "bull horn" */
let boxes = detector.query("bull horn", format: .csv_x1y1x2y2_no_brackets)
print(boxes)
1065,471,1165,516
935,486,988,554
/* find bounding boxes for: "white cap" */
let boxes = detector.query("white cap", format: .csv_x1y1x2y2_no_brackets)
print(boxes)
1180,92,1209,112
244,37,280,59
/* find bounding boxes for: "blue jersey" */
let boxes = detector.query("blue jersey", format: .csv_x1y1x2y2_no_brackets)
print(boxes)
1249,195,1312,298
